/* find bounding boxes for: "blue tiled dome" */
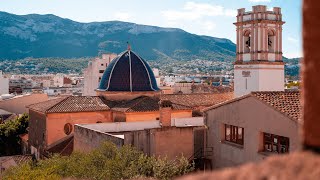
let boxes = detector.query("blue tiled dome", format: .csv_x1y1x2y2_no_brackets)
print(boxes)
98,50,159,91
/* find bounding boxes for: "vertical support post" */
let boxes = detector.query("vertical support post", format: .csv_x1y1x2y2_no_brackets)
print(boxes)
303,0,320,152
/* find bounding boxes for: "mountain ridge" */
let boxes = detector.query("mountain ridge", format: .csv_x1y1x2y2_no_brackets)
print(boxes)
0,11,236,61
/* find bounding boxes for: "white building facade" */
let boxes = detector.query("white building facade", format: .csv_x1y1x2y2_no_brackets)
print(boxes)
83,53,117,96
234,5,285,97
0,71,9,95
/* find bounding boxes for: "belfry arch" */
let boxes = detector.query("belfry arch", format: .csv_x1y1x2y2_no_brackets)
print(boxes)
243,30,251,53
268,29,276,53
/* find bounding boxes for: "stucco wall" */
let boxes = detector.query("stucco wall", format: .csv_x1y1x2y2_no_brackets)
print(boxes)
205,96,299,169
74,125,124,153
28,110,47,150
234,64,284,97
124,127,194,160
152,127,194,160
46,111,112,145
0,93,48,114
113,112,126,122
125,110,192,122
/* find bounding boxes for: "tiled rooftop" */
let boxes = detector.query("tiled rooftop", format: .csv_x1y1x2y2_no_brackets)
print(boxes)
111,96,191,112
0,155,33,165
204,91,301,121
252,91,301,121
28,96,110,113
161,92,234,109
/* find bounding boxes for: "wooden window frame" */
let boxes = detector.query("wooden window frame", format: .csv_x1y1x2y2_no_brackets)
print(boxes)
225,124,244,145
263,132,289,154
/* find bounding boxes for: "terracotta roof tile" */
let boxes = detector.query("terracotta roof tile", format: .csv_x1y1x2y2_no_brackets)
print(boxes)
27,97,66,113
204,91,301,121
0,155,33,165
111,96,191,112
252,91,301,121
28,96,110,113
161,92,234,109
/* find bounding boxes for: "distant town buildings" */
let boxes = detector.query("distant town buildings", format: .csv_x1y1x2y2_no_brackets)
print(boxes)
0,71,9,95
53,74,73,88
83,53,117,96
9,77,35,94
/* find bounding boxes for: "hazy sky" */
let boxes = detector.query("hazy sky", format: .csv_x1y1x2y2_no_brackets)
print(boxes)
0,0,302,58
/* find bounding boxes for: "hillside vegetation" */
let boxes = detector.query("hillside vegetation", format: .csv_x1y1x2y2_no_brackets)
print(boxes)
0,11,235,61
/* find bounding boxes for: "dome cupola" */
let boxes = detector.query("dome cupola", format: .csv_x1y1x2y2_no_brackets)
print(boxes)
98,48,159,92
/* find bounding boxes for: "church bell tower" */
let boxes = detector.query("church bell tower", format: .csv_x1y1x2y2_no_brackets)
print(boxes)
234,5,285,97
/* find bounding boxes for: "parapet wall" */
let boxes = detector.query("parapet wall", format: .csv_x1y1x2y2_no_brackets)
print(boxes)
74,125,124,153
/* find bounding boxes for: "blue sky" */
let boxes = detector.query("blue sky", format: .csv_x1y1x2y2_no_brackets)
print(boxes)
0,0,302,58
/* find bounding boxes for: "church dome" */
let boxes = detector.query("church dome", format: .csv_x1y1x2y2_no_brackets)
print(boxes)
98,49,159,92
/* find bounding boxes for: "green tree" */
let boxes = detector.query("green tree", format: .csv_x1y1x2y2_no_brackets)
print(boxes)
3,141,194,180
0,114,29,156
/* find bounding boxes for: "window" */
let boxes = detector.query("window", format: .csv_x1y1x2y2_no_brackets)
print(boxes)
106,63,108,67
99,70,104,73
64,123,73,135
101,64,104,66
263,133,289,153
98,77,102,82
225,124,244,145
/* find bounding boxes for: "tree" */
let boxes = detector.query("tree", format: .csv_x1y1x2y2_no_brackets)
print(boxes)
0,114,29,156
3,141,194,180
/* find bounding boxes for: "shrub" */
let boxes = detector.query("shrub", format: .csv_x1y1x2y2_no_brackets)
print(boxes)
3,141,194,180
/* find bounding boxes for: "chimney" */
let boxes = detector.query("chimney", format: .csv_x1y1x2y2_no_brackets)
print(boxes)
159,100,172,127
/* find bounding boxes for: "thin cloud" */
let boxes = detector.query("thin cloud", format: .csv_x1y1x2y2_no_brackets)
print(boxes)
249,0,271,2
288,37,299,43
162,1,236,21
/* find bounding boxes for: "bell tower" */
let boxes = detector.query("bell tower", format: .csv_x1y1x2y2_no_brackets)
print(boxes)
234,5,285,97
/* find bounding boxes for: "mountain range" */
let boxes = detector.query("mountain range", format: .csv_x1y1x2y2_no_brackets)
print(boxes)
0,11,236,61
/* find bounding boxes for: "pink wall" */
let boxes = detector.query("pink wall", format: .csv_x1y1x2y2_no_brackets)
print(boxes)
46,111,112,145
